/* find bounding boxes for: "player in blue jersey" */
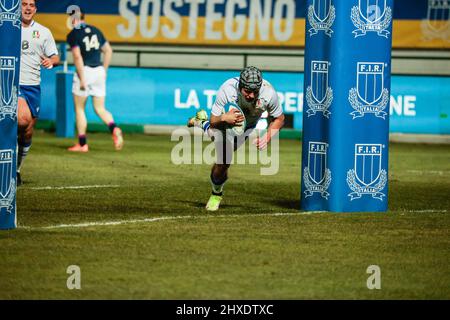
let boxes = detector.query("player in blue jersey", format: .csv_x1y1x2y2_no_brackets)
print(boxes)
66,9,123,152
17,0,60,185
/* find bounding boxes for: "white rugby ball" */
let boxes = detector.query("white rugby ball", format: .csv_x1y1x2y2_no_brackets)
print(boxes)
227,103,246,136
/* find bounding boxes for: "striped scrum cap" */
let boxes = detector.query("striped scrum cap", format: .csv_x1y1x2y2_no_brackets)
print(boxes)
239,66,263,91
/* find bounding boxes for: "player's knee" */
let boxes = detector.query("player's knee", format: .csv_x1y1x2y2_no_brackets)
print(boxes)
96,109,106,117
18,114,31,129
93,105,106,115
18,100,33,128
93,98,106,110
75,106,86,114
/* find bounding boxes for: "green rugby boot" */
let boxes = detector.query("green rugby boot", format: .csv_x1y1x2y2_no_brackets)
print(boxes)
187,109,208,128
206,194,222,211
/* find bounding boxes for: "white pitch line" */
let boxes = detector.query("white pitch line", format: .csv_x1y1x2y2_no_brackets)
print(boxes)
18,210,448,231
403,209,447,213
20,212,312,230
406,170,448,175
23,185,120,190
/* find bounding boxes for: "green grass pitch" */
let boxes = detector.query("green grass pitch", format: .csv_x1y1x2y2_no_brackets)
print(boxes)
0,132,449,299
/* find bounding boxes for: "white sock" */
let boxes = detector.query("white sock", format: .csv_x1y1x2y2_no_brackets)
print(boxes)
17,141,32,172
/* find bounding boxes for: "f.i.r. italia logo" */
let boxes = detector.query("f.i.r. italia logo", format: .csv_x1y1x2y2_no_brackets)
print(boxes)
347,144,387,201
304,142,331,199
0,0,21,28
0,149,15,213
0,56,18,122
421,0,450,40
351,0,392,38
306,61,333,118
348,62,389,119
307,0,335,37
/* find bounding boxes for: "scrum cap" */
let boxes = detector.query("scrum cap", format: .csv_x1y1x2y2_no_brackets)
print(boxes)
239,66,262,91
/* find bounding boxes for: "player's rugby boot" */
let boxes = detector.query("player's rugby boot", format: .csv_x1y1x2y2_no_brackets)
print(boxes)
187,109,208,128
112,127,124,150
206,194,222,211
68,144,89,152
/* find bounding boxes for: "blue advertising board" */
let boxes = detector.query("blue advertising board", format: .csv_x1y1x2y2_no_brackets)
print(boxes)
40,67,450,135
390,75,450,134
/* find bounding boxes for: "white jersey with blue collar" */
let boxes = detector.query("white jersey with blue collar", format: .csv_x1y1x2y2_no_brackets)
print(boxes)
211,77,282,128
20,20,58,86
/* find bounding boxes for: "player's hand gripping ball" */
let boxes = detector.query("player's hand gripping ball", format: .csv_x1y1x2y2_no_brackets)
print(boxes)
226,103,246,136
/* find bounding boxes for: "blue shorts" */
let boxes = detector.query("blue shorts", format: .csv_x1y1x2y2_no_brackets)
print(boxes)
19,85,41,118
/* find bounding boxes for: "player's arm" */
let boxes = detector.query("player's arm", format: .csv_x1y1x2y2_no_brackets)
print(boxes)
253,114,284,150
71,46,86,89
253,91,285,150
41,55,60,69
50,55,60,65
267,114,285,137
41,31,60,68
209,87,244,130
101,42,113,73
210,111,245,130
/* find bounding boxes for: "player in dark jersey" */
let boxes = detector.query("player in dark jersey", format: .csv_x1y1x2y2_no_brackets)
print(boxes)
67,10,123,152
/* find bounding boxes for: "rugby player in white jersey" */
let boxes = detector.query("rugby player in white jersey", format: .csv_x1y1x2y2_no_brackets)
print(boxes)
188,66,285,211
17,0,59,185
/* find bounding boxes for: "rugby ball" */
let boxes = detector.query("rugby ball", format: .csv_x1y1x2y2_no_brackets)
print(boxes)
226,103,246,136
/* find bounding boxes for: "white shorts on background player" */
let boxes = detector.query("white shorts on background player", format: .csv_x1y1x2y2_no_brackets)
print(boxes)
72,65,106,97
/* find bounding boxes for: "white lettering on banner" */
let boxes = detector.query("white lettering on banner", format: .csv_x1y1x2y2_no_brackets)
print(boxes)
162,0,183,39
118,0,139,38
140,0,161,38
186,0,204,39
248,0,271,40
117,0,296,42
174,89,187,108
205,0,223,40
174,89,303,113
404,95,417,116
273,0,295,41
225,0,246,41
186,89,200,108
175,89,416,118
203,90,216,108
175,89,200,109
277,92,303,113
390,95,417,116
